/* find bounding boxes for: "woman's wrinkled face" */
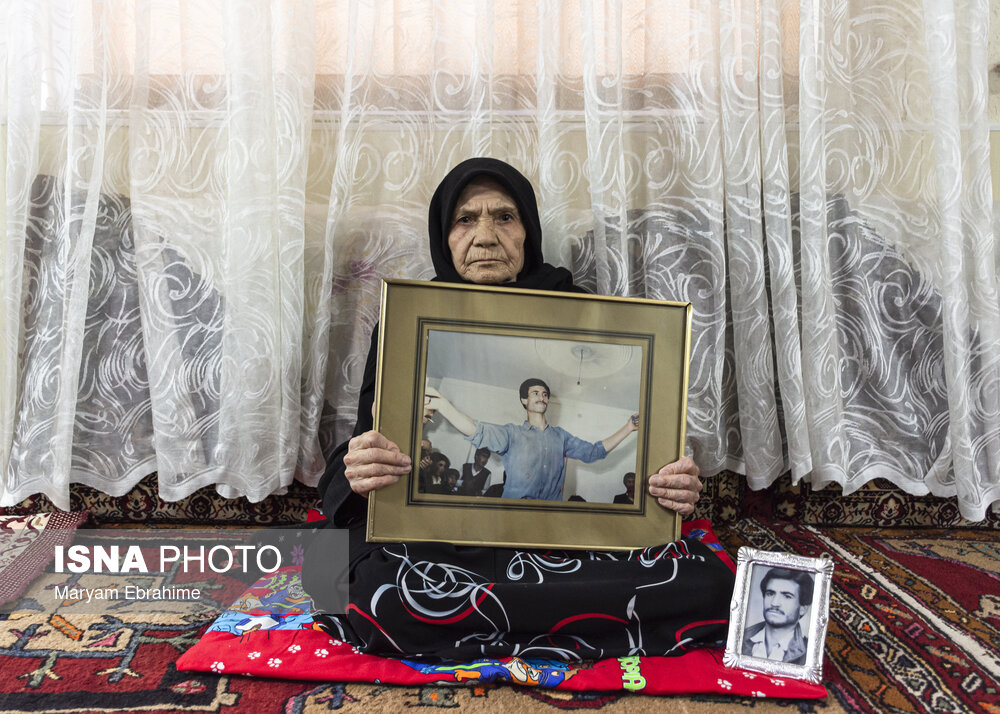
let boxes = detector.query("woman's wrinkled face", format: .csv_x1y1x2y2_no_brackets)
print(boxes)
447,178,526,284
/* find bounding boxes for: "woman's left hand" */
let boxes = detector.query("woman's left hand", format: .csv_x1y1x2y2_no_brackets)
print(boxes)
648,457,702,518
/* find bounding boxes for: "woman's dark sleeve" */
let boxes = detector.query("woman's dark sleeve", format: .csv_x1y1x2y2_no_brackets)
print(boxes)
317,324,379,527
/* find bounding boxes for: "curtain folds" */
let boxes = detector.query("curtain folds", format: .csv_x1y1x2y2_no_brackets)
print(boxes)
2,0,998,520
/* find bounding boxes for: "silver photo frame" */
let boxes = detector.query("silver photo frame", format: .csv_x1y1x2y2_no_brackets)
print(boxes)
723,547,834,683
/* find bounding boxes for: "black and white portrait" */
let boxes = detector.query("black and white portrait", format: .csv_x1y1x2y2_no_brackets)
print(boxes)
740,565,815,665
724,547,834,682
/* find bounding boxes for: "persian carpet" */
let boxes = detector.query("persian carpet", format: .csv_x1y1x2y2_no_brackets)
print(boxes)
1,518,997,712
0,512,89,606
724,518,1000,714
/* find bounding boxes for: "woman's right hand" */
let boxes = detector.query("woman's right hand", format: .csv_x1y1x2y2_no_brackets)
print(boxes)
343,430,412,497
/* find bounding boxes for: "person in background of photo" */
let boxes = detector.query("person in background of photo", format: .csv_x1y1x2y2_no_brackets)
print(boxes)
444,467,460,494
613,472,636,504
418,438,433,475
419,452,450,494
482,470,506,498
459,447,492,496
424,379,638,501
741,567,813,665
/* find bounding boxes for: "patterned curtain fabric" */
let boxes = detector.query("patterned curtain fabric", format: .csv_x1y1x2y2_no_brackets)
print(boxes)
2,1,997,519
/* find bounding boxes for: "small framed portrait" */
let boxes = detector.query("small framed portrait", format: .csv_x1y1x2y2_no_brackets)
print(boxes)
367,279,693,551
723,547,835,682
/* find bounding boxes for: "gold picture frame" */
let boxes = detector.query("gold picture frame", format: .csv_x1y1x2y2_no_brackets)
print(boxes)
367,279,691,551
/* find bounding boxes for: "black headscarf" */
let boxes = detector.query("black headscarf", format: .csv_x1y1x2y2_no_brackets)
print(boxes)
427,158,583,293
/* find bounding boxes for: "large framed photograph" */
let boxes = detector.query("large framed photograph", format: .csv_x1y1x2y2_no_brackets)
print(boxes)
367,279,692,551
723,547,835,682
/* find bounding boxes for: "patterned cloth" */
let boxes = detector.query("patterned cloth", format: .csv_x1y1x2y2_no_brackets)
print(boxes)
177,522,827,699
341,534,735,660
0,511,89,605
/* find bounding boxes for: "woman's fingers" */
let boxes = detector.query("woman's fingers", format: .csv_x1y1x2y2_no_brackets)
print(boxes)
344,431,412,497
348,473,402,497
653,494,697,517
648,457,702,517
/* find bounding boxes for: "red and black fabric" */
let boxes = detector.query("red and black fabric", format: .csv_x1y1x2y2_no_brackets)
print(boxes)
309,532,735,661
179,525,826,702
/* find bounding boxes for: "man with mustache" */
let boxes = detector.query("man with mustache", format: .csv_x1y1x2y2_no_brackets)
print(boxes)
425,378,638,501
741,567,813,665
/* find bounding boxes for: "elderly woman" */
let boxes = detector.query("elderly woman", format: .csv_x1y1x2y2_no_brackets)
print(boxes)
304,158,735,661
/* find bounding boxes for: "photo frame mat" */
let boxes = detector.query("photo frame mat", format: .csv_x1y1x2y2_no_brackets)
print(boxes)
368,279,692,550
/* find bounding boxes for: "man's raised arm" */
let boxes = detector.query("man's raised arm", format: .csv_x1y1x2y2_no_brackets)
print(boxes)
600,413,639,453
424,386,477,436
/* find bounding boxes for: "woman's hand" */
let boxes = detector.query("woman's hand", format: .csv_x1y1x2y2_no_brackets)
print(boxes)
343,430,412,497
648,456,702,518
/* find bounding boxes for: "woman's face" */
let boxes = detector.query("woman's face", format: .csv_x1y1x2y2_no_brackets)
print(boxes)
447,178,526,284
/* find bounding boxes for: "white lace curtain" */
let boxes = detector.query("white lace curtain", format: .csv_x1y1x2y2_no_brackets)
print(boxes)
2,1,998,520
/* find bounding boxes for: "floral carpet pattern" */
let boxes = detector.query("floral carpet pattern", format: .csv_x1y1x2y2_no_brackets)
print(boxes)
0,512,89,606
